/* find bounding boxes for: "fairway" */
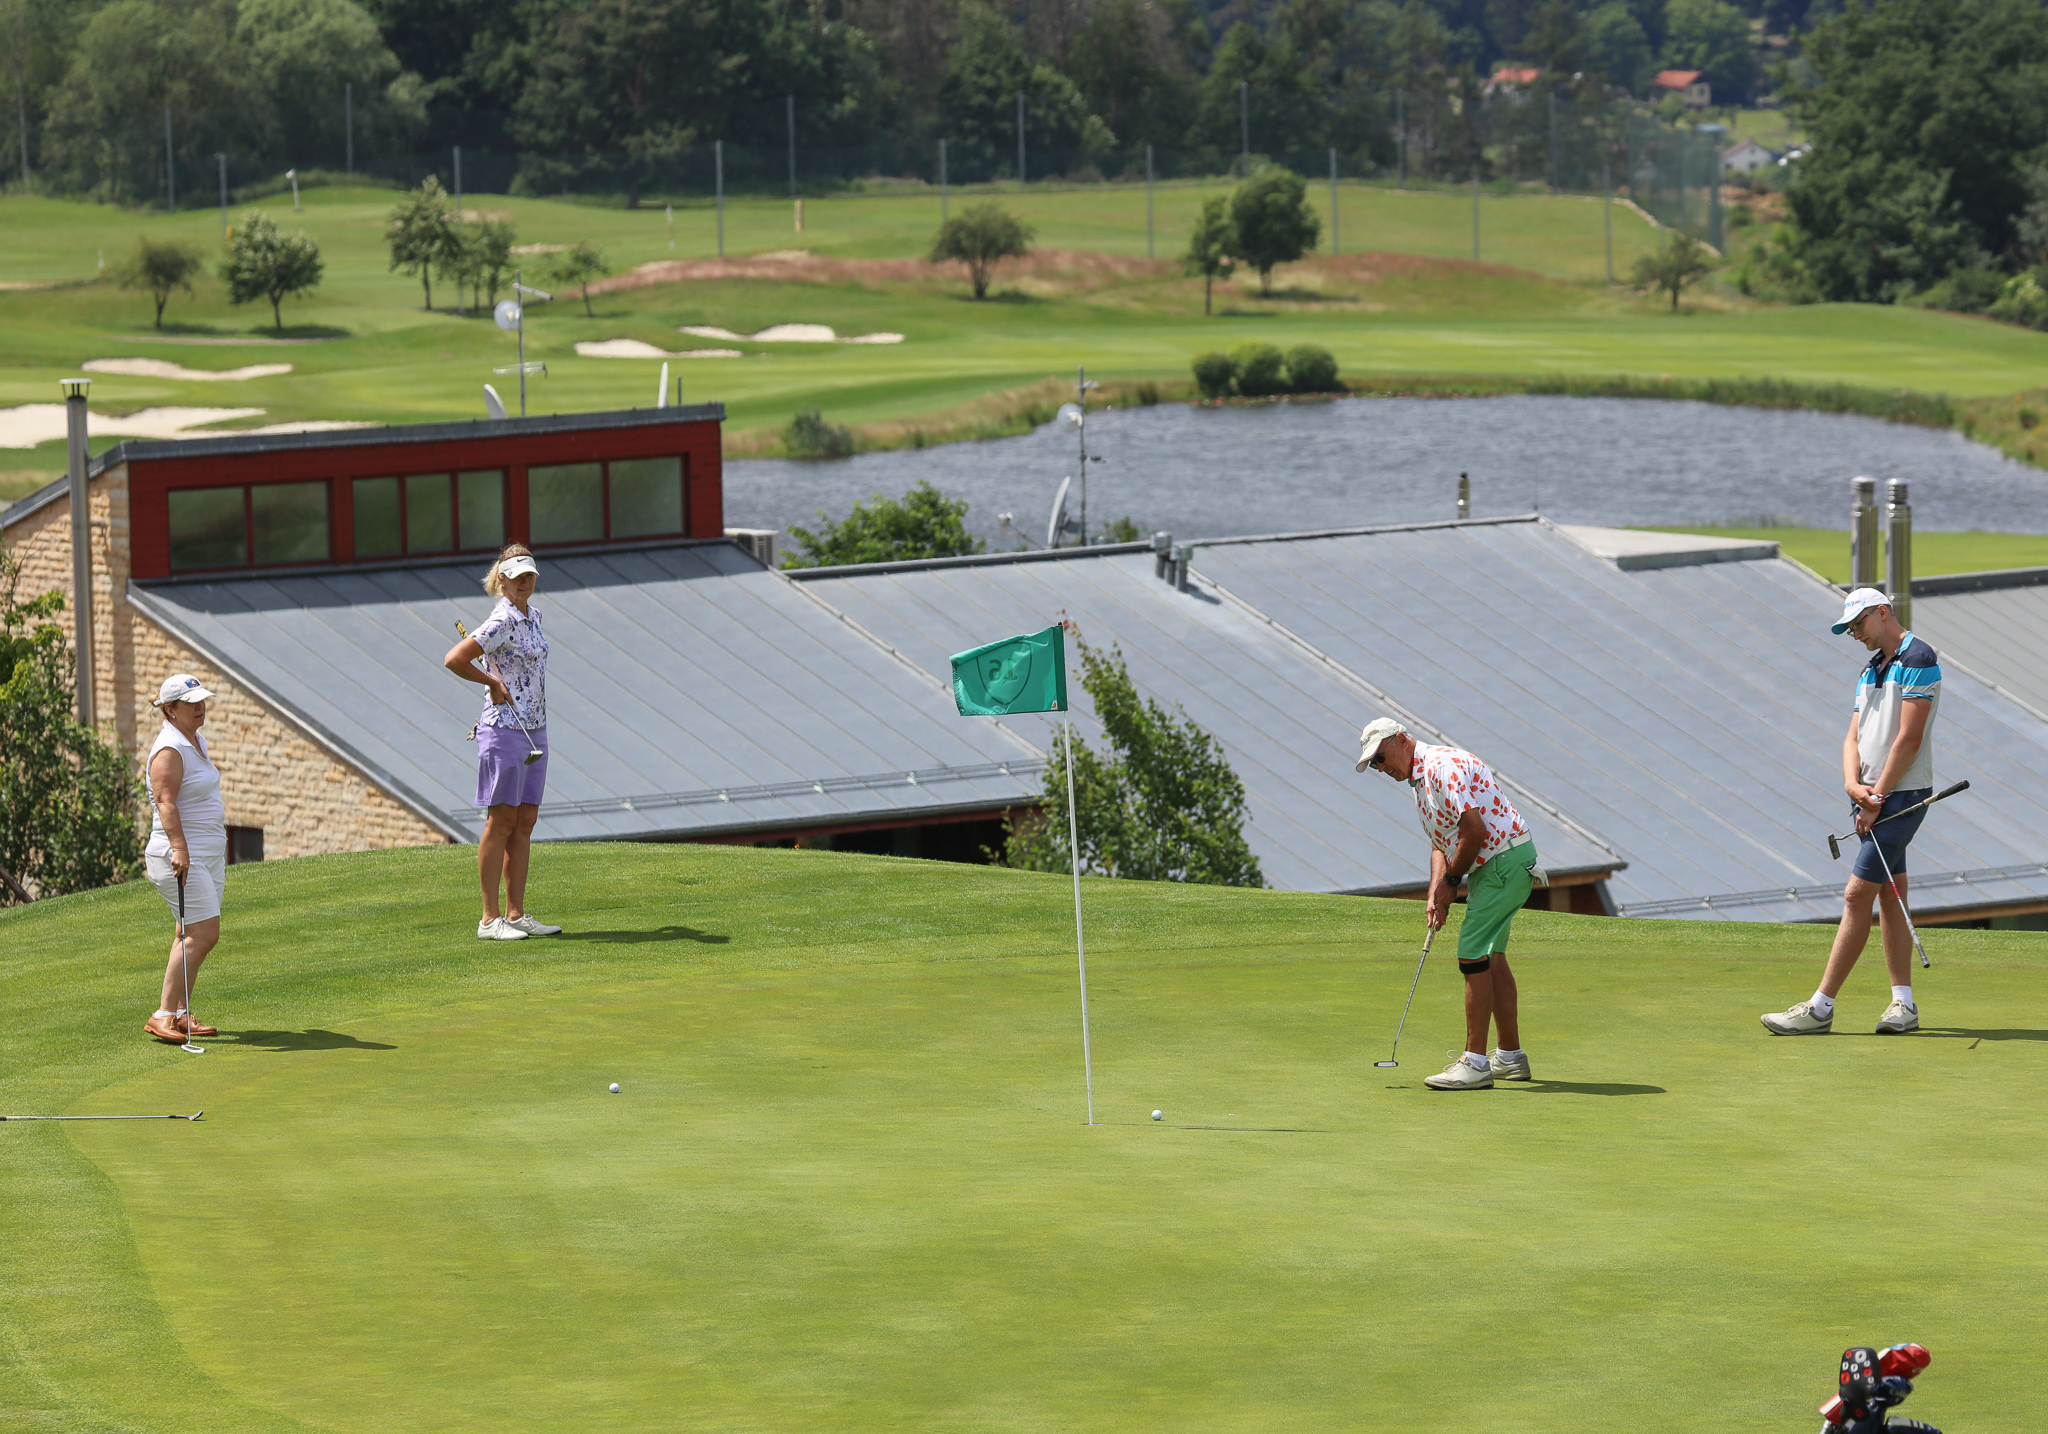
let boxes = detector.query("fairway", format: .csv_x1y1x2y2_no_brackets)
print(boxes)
3,843,2043,1432
8,184,2048,491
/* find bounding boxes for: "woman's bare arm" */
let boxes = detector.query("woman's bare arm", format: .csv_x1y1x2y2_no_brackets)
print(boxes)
444,637,510,706
150,747,190,881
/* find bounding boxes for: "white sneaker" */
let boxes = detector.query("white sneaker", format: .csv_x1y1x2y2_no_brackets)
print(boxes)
1875,999,1920,1034
477,917,529,940
1424,1054,1495,1091
1489,1049,1532,1081
1760,1000,1831,1035
505,913,562,936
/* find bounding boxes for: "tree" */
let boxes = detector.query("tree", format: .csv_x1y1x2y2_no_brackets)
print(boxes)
1585,1,1653,90
441,216,514,314
220,210,323,331
928,201,1034,299
934,1,1112,179
547,240,610,316
0,548,144,901
234,0,425,163
783,481,985,567
1000,635,1263,887
1182,194,1237,315
1230,167,1321,294
1631,229,1714,309
1660,0,1758,101
1069,0,1200,156
1193,22,1331,170
1776,0,2048,301
115,234,206,328
386,176,457,310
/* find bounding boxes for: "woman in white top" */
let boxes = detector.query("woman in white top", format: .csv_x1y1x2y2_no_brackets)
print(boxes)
142,673,227,1045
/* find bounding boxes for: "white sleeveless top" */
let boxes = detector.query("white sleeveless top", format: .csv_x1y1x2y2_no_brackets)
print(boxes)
146,722,226,858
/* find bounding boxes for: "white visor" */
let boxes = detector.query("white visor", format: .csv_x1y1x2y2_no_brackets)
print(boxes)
496,555,539,580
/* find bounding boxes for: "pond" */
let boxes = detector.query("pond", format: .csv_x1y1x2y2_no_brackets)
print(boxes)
722,395,2048,552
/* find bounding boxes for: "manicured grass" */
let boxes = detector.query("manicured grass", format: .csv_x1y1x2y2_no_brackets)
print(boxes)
1642,526,2048,580
1,842,2043,1432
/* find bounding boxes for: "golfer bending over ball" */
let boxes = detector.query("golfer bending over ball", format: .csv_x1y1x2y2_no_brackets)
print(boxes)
1358,718,1545,1091
1763,588,1940,1037
142,674,226,1044
443,545,563,941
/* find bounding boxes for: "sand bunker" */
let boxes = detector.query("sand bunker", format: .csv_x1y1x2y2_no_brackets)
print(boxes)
0,405,369,448
574,340,742,359
679,323,903,344
83,358,294,381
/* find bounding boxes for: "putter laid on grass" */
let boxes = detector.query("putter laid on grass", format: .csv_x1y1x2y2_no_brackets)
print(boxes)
1374,926,1435,1068
2,1111,203,1122
455,619,542,764
1826,780,1970,860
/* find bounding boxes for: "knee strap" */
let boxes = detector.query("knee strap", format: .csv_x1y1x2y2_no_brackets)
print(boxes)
1459,956,1492,975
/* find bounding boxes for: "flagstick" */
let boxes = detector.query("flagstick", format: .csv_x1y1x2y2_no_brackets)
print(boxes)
1063,716,1096,1126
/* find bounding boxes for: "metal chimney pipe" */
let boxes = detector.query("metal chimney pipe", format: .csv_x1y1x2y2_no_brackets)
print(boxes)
1850,476,1879,588
1886,479,1912,628
1152,531,1172,580
61,378,94,728
1171,543,1192,592
1457,472,1470,521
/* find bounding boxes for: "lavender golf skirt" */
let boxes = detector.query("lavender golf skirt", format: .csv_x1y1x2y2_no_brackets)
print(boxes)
476,724,548,808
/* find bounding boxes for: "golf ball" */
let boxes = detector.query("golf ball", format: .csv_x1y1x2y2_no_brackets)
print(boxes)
608,1082,620,1093
1151,1109,1163,1121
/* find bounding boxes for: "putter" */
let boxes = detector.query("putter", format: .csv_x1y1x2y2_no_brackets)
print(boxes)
455,619,542,764
1866,835,1932,971
1827,780,1970,860
1374,926,1436,1068
176,875,203,1054
2,1112,202,1122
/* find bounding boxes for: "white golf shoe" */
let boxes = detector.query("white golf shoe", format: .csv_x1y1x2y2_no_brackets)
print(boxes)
1424,1054,1495,1090
1488,1049,1532,1081
505,913,562,936
477,917,529,940
1875,999,1920,1034
1760,1000,1832,1035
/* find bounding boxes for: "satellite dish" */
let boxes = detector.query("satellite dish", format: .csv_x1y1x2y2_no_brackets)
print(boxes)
483,384,508,420
1056,402,1084,431
493,299,521,332
656,361,669,409
1046,475,1073,548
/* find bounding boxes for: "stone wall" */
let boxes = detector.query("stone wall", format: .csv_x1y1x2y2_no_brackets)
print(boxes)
4,466,451,858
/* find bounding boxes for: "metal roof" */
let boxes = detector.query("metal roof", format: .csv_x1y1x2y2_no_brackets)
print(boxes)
128,539,1043,843
792,526,1625,896
1914,572,2048,721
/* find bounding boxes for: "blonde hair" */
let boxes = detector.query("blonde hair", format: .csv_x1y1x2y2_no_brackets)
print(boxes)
483,543,534,597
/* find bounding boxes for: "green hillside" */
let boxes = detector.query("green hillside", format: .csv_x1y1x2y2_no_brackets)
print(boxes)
2,842,2041,1432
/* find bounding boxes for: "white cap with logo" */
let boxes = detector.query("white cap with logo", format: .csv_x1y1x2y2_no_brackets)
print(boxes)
1831,586,1894,634
152,673,215,707
1355,717,1407,772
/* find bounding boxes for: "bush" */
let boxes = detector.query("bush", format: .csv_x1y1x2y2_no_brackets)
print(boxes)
1285,344,1339,394
1907,262,2006,315
1230,342,1287,397
1191,351,1237,398
783,481,984,567
784,408,855,458
1987,271,2048,330
927,201,1035,300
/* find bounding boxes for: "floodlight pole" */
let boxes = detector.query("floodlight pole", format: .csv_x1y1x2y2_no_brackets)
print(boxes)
1076,366,1089,542
714,141,724,258
1063,716,1095,1127
1145,145,1154,258
517,268,528,415
164,108,175,210
61,378,93,728
216,153,227,239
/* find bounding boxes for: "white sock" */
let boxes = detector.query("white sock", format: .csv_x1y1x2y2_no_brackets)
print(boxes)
153,1009,173,1019
1892,985,1914,1007
1495,1047,1524,1060
1810,992,1835,1017
1463,1051,1489,1071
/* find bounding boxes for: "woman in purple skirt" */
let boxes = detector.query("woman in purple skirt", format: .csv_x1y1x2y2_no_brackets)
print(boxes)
443,544,564,941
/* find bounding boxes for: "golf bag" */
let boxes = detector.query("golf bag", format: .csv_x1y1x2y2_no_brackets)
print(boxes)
1817,1344,1940,1434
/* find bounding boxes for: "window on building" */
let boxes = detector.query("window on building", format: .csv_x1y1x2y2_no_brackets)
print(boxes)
168,481,330,571
350,470,505,560
527,457,685,546
226,826,265,865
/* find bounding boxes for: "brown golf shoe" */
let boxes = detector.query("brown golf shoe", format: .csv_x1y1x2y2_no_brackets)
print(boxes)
145,1013,187,1043
175,1013,218,1037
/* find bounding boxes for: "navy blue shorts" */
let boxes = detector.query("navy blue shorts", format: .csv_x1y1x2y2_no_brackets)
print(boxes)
1849,787,1931,883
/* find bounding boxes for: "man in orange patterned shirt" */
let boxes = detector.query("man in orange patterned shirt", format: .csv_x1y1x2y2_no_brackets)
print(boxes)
1357,718,1546,1091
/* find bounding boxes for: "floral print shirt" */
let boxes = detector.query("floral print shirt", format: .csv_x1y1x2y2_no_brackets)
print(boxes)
472,596,548,729
1408,742,1528,865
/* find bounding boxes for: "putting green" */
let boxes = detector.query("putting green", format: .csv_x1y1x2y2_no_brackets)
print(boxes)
2,843,2044,1432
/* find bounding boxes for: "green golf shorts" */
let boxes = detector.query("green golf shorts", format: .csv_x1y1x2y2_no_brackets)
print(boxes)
1457,840,1537,967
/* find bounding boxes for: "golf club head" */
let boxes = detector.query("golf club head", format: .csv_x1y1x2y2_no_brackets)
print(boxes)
1373,1060,1399,1067
523,750,543,766
1828,833,1842,860
181,1042,204,1054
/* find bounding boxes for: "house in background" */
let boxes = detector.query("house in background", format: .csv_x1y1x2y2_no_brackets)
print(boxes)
1722,137,1780,173
1653,70,1713,109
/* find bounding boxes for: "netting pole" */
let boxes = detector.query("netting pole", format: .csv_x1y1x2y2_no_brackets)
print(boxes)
1146,145,1155,257
1547,89,1557,192
714,140,724,258
1329,146,1339,255
1471,171,1479,261
1603,157,1614,282
1017,90,1025,192
939,139,947,221
1063,717,1095,1128
1396,89,1405,187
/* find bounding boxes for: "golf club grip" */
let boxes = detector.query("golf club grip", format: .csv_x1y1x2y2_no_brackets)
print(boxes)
1934,780,1969,802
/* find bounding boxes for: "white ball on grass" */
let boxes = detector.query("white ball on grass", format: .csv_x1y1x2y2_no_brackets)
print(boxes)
608,1083,621,1093
1151,1109,1163,1121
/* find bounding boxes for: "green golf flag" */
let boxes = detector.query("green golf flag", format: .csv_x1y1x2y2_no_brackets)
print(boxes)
950,624,1068,716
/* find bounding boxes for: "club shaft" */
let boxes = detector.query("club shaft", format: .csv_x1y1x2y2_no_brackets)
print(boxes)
1867,838,1930,970
1385,929,1435,1062
455,619,540,755
1832,780,1970,843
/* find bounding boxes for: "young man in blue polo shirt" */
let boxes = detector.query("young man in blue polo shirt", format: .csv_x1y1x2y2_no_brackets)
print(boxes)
1763,588,1941,1037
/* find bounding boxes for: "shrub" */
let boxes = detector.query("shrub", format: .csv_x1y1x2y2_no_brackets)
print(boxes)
784,408,855,459
1987,271,2048,330
1191,351,1237,398
1230,342,1287,397
783,481,984,567
219,211,324,332
1285,344,1339,393
927,202,1035,300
